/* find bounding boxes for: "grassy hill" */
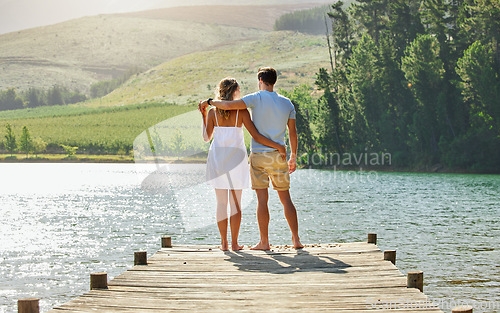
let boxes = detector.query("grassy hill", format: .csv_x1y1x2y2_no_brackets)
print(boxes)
0,4,325,94
0,16,264,93
85,31,328,107
0,30,329,156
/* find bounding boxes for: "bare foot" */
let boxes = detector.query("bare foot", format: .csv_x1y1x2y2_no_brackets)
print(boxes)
292,237,304,249
231,244,244,251
220,240,229,251
250,242,271,250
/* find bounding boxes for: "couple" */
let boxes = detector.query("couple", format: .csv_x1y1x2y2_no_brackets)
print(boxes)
199,67,303,251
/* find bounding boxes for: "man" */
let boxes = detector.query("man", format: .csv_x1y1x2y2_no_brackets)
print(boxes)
199,67,303,250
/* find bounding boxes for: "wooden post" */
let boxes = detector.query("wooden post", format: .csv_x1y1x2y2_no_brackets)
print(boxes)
452,306,473,313
17,298,39,313
161,236,172,248
367,233,377,244
90,272,108,290
384,250,396,265
407,271,423,292
134,251,147,265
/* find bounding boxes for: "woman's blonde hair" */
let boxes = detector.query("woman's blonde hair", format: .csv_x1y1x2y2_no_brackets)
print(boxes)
215,77,239,120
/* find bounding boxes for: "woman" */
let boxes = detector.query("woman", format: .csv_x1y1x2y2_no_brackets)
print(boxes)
200,77,286,251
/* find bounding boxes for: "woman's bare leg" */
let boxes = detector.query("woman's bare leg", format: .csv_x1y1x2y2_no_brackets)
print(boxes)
215,189,229,251
229,189,243,251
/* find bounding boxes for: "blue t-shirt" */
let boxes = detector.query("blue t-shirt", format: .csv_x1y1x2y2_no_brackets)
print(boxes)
241,90,296,153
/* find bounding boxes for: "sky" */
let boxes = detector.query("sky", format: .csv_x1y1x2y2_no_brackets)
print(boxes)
0,0,333,35
0,0,164,34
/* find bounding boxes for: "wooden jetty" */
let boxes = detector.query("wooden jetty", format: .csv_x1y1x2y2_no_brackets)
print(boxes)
34,235,451,313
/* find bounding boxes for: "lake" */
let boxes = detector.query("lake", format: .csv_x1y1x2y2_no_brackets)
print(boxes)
0,164,498,313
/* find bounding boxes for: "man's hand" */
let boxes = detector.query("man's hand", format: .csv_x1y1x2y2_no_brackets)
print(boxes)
288,154,297,174
198,100,209,113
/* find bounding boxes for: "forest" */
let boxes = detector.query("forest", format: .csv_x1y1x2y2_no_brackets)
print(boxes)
283,0,499,172
0,67,142,111
0,86,86,111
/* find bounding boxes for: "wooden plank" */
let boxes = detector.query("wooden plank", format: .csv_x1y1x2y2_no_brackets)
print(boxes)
47,243,444,313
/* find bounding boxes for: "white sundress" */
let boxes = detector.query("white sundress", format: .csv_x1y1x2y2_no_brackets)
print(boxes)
206,110,250,189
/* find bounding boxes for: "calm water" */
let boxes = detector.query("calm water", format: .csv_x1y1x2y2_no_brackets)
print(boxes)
0,164,498,313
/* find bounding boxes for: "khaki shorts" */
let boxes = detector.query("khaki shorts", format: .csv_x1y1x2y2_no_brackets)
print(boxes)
249,150,290,191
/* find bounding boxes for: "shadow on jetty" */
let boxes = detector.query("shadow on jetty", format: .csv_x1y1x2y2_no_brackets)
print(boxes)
223,249,350,274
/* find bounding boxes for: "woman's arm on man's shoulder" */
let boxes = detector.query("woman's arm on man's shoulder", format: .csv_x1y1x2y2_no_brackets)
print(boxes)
199,99,247,111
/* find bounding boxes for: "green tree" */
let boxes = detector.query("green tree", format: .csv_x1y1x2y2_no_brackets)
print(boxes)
387,0,424,59
421,0,462,142
456,41,500,132
280,86,315,154
0,88,24,111
420,0,449,52
442,40,500,171
4,123,17,156
61,144,78,158
24,87,45,108
402,34,445,160
19,126,32,158
374,33,414,161
47,85,65,106
351,0,389,44
459,0,500,65
347,34,379,147
31,137,48,158
170,130,185,160
316,89,345,155
328,1,355,65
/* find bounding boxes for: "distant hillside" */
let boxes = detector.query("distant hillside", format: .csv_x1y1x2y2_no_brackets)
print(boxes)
85,31,329,107
0,4,326,94
119,4,331,31
0,0,333,34
0,13,263,93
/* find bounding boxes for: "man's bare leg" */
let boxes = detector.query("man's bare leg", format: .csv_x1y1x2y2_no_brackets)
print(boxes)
277,190,303,249
250,188,271,250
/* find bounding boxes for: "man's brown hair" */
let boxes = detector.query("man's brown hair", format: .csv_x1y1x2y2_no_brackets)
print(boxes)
257,67,277,86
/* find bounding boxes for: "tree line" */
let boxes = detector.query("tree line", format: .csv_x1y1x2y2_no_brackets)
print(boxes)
274,1,356,35
287,0,499,172
2,123,80,159
0,67,143,112
274,5,332,35
2,124,48,158
0,86,87,111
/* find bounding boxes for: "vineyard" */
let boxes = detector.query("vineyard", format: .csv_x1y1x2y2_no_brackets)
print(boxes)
0,103,194,155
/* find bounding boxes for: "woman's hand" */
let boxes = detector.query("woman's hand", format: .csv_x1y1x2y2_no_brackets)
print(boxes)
277,145,287,161
199,100,209,113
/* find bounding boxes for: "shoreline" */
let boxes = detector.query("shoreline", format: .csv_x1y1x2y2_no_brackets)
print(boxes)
1,154,497,174
0,154,135,163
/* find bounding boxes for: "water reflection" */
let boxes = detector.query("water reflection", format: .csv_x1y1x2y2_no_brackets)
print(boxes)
0,164,498,313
